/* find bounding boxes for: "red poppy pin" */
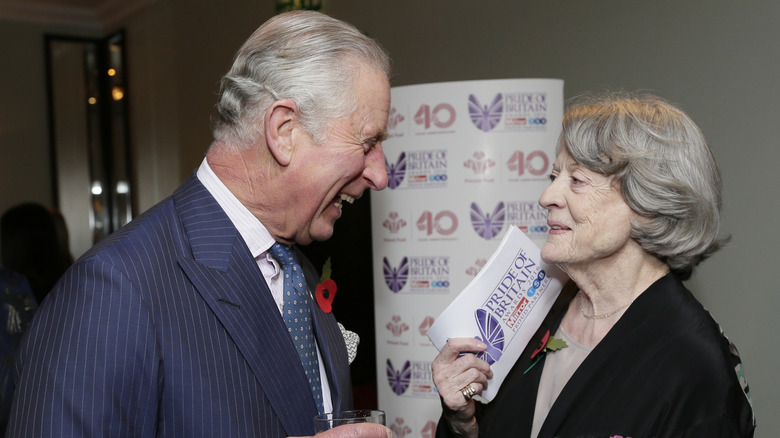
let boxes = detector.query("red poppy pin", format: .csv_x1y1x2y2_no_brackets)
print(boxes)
525,329,568,374
315,257,337,313
530,330,552,360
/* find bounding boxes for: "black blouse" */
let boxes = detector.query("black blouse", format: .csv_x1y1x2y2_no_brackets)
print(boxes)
437,273,755,438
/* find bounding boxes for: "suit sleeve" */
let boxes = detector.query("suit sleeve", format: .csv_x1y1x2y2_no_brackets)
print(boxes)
7,257,161,437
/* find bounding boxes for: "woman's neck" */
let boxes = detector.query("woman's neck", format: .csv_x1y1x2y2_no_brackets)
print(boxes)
559,246,669,348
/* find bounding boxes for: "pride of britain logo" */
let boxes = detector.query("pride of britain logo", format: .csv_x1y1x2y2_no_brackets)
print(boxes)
383,257,409,293
386,359,411,395
408,150,448,188
504,92,549,131
468,92,550,132
470,202,506,240
473,309,505,364
473,249,551,366
386,358,437,398
470,201,548,239
508,201,548,238
385,150,448,189
468,93,503,132
385,152,407,190
383,256,449,294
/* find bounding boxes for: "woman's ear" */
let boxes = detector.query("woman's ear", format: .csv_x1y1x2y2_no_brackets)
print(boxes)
264,99,298,166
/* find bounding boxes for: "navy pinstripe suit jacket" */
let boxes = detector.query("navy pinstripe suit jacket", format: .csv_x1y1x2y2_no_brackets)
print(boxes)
7,175,353,437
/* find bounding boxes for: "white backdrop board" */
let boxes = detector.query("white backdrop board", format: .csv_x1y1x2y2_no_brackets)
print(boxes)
371,79,564,437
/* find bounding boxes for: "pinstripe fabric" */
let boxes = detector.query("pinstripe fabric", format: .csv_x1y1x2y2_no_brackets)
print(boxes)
7,175,353,437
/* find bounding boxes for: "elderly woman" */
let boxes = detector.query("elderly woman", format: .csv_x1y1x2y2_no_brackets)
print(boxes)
432,92,755,437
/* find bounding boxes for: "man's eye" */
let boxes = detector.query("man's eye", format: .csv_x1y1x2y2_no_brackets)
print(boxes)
363,139,379,152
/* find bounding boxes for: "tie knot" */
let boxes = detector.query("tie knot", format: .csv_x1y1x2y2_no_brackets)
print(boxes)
270,242,298,268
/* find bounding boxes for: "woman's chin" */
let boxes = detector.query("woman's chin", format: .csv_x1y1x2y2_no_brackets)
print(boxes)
540,244,555,263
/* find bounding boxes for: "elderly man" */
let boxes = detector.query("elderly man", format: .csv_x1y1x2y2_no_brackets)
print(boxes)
8,11,390,438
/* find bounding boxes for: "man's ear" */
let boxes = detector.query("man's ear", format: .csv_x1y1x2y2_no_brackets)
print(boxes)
264,99,298,167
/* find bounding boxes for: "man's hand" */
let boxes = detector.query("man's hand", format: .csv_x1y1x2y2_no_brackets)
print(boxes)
291,422,392,438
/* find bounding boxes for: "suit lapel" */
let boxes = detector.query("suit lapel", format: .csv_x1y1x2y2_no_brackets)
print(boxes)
298,251,352,411
172,176,318,436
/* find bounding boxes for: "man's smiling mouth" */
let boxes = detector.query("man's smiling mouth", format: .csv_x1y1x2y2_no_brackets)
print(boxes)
334,193,356,210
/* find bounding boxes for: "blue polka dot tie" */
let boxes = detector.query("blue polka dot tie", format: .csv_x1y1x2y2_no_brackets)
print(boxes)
270,243,324,413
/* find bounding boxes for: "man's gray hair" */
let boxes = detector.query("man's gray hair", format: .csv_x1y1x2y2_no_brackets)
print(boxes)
213,10,391,149
559,92,727,280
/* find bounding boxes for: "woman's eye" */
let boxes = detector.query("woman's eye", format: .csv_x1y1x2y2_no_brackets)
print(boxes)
548,174,557,183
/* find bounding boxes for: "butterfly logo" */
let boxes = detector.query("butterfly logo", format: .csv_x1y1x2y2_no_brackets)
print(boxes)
474,309,505,365
383,257,409,293
386,152,407,190
468,93,503,132
470,202,506,240
386,359,411,396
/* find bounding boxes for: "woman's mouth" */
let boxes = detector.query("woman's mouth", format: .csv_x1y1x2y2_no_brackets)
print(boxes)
547,221,571,233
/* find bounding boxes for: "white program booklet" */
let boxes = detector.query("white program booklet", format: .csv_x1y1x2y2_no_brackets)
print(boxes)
427,226,568,402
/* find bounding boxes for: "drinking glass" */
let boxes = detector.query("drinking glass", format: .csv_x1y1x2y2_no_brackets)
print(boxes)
313,409,386,433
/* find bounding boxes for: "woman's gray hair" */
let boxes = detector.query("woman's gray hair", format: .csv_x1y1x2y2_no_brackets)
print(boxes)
212,10,391,149
559,92,727,280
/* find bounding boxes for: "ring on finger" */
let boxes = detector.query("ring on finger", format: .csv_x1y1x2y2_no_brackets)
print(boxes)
460,384,476,401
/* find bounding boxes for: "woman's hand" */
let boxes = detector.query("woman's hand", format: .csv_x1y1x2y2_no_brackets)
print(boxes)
431,338,493,437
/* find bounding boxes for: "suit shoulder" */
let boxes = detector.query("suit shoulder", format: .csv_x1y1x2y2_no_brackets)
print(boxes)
79,196,181,262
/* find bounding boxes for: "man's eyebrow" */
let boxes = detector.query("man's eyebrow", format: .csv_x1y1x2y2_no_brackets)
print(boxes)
366,129,389,143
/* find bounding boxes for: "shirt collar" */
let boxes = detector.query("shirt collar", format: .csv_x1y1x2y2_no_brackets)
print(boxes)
196,157,275,258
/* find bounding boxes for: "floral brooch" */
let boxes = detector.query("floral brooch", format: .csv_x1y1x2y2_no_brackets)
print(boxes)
524,329,568,374
315,257,337,313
